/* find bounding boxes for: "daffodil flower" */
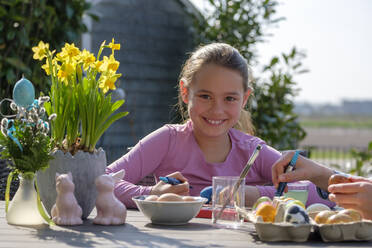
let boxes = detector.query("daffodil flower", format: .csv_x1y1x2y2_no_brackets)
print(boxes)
32,41,50,61
108,38,120,52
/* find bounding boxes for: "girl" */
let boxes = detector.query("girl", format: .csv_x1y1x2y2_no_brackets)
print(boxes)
106,43,331,209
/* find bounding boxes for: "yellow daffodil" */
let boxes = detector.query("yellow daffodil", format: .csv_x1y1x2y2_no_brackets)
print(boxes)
57,63,75,85
33,38,128,153
98,71,121,93
108,38,120,51
41,63,51,75
79,49,96,71
59,43,80,61
101,55,119,72
32,41,50,61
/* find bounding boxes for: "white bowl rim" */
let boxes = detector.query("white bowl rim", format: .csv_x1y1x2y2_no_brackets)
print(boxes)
132,195,208,204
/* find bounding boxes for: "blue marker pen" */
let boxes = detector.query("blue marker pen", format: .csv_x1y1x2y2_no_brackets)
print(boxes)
275,150,300,197
159,176,193,188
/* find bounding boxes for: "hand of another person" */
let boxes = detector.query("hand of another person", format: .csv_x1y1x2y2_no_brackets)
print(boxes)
150,171,190,196
271,150,332,190
328,177,372,220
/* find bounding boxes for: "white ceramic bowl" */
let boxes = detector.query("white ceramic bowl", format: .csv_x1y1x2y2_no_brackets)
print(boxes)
132,195,207,225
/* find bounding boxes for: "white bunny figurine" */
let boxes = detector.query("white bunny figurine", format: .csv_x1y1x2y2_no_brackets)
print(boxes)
51,172,83,225
94,169,127,225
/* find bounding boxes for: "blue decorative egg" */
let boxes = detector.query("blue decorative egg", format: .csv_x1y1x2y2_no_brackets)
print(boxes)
200,186,213,204
13,78,35,107
284,205,310,224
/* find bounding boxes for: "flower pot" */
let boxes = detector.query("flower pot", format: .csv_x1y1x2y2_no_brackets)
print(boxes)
37,148,106,219
6,174,45,225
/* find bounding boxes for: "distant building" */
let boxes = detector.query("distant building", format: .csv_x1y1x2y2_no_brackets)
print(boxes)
295,100,372,116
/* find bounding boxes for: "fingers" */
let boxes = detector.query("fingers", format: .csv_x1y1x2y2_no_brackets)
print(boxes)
272,151,295,187
328,182,367,194
348,176,372,183
166,171,188,182
328,193,361,205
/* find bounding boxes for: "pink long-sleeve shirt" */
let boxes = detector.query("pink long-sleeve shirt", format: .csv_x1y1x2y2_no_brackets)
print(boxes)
106,120,333,208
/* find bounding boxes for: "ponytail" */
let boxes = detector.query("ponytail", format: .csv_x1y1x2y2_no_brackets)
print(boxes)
234,109,255,135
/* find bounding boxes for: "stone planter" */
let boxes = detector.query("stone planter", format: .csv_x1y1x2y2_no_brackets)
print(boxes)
37,148,106,219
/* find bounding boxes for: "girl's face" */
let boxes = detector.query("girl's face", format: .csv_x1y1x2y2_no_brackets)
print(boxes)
180,64,251,141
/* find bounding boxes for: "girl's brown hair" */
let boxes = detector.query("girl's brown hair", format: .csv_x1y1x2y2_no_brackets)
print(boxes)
177,43,255,135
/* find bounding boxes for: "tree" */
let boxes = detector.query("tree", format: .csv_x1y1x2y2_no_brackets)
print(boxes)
192,0,307,149
0,0,97,111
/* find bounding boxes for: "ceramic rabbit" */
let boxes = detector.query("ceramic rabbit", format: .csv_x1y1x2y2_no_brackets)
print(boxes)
94,169,127,225
51,172,83,225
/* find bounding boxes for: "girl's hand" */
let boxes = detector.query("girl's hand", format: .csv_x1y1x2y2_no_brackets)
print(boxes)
328,178,372,220
150,171,190,196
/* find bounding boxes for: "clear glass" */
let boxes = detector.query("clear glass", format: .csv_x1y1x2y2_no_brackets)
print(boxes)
6,175,45,225
283,182,309,206
212,176,245,229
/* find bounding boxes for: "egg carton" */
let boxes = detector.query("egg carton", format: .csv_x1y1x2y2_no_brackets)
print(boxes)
236,207,312,242
310,210,372,242
315,220,372,242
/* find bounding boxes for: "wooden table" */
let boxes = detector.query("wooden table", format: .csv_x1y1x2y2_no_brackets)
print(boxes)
0,201,370,248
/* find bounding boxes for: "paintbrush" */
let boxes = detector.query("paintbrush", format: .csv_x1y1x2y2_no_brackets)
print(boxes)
213,144,262,224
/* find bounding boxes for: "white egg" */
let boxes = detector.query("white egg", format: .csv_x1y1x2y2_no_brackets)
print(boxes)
306,203,330,213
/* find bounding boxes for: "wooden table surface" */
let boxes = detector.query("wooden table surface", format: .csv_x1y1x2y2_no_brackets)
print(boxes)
0,201,370,248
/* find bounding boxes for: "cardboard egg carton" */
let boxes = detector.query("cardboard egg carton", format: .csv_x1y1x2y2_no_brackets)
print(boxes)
236,207,312,242
239,207,372,242
310,211,372,242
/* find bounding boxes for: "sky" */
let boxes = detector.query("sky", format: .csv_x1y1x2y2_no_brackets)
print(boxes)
189,0,372,104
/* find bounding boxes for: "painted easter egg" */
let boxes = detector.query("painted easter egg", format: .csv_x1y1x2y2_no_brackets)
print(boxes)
284,205,310,224
200,186,213,204
13,78,35,107
252,196,272,210
255,202,276,222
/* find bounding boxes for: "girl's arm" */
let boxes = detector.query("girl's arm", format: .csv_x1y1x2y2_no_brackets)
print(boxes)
106,125,173,208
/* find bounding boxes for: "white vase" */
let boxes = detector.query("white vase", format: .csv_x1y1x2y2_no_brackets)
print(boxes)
37,148,107,219
6,175,45,225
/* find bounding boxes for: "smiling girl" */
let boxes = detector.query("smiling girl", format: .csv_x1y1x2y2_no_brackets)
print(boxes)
106,43,331,209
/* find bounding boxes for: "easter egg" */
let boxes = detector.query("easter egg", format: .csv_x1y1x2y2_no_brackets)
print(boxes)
326,213,353,224
255,202,276,222
182,196,196,202
200,186,213,204
328,174,352,186
145,195,159,201
252,196,272,210
274,202,286,223
157,193,183,202
285,199,305,210
284,204,310,224
338,209,362,222
314,210,337,224
306,203,331,213
13,78,35,107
